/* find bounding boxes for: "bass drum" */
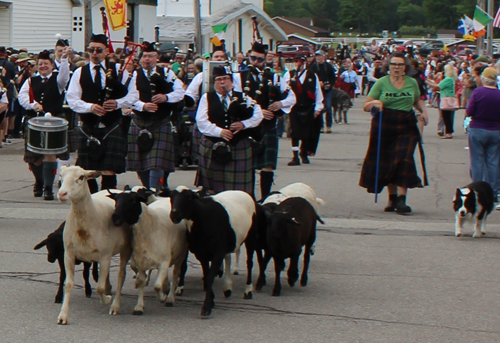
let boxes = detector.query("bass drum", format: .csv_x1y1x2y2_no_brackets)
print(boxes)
27,116,68,155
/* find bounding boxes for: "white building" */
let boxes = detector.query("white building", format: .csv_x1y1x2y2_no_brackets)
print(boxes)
156,0,287,56
0,0,157,53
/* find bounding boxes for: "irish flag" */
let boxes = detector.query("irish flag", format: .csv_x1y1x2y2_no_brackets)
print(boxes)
473,5,493,32
210,24,228,47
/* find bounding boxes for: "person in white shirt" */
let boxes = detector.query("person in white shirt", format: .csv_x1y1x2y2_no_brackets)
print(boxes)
195,66,263,194
66,34,139,192
18,48,71,200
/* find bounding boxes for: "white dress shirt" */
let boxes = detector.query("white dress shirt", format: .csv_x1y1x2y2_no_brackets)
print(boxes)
273,71,296,114
66,61,139,113
186,72,244,104
196,91,263,138
297,70,324,112
18,57,70,111
132,67,185,112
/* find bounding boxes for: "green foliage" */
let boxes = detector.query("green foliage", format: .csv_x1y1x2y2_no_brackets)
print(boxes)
399,25,436,36
265,0,479,34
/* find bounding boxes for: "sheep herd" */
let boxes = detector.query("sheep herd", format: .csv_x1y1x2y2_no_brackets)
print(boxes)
34,166,324,324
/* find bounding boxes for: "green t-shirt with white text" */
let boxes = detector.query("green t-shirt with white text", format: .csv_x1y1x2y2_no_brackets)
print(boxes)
368,75,420,111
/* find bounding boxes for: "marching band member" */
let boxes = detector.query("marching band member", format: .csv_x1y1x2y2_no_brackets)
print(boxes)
127,41,185,190
195,66,263,194
240,41,296,199
287,54,324,166
18,47,71,200
66,34,139,192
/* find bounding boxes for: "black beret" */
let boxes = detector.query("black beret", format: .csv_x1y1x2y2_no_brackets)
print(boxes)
212,65,232,79
142,41,157,53
251,41,266,55
159,54,171,63
38,50,52,61
56,39,69,47
212,45,226,53
90,34,108,47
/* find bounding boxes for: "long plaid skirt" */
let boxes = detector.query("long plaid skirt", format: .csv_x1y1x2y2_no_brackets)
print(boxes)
23,114,69,163
254,127,279,170
196,135,254,195
359,108,423,193
76,123,127,173
127,117,175,173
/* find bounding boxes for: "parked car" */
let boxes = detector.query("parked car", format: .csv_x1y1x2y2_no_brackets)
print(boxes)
417,40,445,56
277,43,313,60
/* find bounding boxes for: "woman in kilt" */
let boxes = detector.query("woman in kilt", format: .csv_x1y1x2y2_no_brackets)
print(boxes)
195,66,263,195
360,52,429,214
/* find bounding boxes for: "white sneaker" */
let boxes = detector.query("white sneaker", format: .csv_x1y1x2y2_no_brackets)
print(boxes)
496,204,500,211
2,139,12,145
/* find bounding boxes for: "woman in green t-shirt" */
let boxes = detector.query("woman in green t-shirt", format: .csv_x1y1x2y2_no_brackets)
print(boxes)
427,64,457,139
359,52,429,214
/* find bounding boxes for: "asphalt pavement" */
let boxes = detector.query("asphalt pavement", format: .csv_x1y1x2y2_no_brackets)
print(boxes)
1,98,500,342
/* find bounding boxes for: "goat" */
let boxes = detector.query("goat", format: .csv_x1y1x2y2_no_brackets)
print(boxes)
256,182,324,291
108,191,188,315
34,221,98,303
56,166,132,325
169,186,258,318
265,197,323,296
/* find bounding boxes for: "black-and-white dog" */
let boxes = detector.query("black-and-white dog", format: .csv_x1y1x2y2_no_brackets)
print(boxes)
453,181,495,237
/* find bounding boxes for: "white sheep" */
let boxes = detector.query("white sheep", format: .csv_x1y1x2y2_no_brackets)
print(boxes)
108,191,189,314
56,166,132,325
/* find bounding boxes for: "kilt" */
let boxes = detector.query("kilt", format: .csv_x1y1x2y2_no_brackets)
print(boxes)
196,135,254,195
254,127,279,170
191,124,202,160
76,123,127,173
23,114,69,164
127,116,175,173
290,107,315,140
359,108,423,193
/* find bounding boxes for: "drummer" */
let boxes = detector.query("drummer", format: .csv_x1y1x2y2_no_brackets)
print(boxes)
18,47,72,200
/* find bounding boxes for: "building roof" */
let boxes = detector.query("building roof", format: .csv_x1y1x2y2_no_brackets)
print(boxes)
156,3,287,42
273,16,329,34
286,33,320,45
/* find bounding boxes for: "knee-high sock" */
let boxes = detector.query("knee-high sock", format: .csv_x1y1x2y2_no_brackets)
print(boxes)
101,175,117,190
260,170,274,200
162,171,170,189
87,179,98,194
29,162,44,185
149,170,163,191
43,162,58,189
137,171,150,188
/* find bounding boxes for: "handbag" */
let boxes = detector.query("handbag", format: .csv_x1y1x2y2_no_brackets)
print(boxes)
430,93,440,108
440,96,459,111
136,129,154,153
87,137,105,161
211,141,232,165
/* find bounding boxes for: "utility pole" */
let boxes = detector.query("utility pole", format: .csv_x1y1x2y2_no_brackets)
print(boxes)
194,0,202,54
477,0,485,55
487,0,494,56
84,0,92,48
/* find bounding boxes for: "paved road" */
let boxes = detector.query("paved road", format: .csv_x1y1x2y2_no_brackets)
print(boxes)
1,98,500,342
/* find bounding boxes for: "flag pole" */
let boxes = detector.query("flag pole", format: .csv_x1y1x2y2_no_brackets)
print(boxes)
487,0,494,55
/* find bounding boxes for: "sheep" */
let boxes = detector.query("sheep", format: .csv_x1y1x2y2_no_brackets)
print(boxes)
255,182,324,291
264,197,323,296
107,190,189,315
34,221,98,303
56,166,132,325
169,186,258,318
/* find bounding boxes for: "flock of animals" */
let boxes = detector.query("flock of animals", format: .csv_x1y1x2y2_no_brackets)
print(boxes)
34,166,324,324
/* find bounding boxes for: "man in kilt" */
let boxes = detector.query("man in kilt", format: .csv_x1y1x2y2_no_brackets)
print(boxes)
239,41,296,199
288,54,324,166
18,48,71,200
66,34,138,192
128,42,185,190
195,66,263,195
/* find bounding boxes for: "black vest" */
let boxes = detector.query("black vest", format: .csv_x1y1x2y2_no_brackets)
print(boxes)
206,91,251,145
290,69,317,111
79,62,128,127
240,68,271,108
134,67,175,120
26,73,65,118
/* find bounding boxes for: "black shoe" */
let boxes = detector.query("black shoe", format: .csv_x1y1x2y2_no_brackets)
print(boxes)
395,198,412,214
33,183,44,197
287,158,300,166
300,154,310,164
43,187,54,201
384,205,396,212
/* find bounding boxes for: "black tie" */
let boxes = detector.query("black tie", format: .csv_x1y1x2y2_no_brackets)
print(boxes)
41,77,48,83
94,65,102,89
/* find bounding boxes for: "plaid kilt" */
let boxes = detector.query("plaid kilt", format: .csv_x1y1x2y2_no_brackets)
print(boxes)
196,135,254,195
254,127,279,170
191,123,202,160
127,117,175,173
359,108,423,193
23,114,69,164
76,123,127,173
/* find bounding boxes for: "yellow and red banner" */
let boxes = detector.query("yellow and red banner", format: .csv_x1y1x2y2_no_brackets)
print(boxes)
104,0,127,31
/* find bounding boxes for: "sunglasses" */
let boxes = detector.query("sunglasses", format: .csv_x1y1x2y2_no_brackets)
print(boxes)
250,56,265,63
87,47,104,54
389,63,405,68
